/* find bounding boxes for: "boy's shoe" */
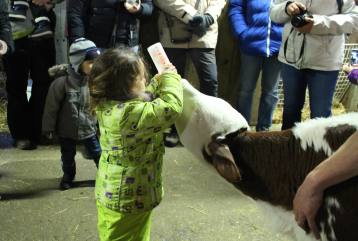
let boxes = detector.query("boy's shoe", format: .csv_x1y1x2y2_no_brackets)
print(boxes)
9,1,29,21
28,18,53,39
164,130,180,148
59,180,73,190
15,139,37,150
59,174,74,190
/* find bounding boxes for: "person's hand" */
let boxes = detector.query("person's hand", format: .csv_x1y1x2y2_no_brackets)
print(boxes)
188,14,214,38
343,64,353,74
44,2,54,11
32,0,51,6
43,131,54,140
124,0,141,14
286,2,306,16
293,174,323,240
161,63,177,74
0,40,8,55
295,17,314,33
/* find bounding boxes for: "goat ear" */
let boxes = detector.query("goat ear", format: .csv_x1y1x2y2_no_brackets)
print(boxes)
225,128,247,140
207,141,241,183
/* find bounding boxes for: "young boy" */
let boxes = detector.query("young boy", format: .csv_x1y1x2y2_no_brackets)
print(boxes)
9,0,53,38
42,38,102,190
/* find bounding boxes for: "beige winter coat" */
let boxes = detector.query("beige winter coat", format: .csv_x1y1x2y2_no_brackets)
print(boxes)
154,0,226,49
270,0,358,71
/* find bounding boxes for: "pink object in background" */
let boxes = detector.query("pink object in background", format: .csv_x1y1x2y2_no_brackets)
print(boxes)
147,42,171,73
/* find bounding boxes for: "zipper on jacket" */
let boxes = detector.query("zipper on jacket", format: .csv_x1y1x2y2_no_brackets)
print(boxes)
266,18,272,58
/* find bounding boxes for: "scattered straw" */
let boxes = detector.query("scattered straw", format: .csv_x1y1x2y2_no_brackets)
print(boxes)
54,208,68,215
185,205,208,215
0,98,8,132
273,100,346,124
66,196,90,201
73,224,79,233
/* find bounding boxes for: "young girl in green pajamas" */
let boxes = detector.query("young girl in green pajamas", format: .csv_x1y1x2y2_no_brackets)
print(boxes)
88,48,183,241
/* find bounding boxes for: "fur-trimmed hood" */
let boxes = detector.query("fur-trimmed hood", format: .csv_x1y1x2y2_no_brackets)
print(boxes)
48,64,69,78
48,64,85,87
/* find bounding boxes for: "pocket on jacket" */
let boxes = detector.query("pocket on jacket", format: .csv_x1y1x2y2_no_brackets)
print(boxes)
95,160,124,209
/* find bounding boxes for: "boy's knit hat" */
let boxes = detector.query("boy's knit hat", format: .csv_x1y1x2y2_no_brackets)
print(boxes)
69,38,101,73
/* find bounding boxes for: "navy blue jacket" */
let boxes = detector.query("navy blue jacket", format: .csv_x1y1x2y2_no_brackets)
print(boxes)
68,0,153,48
229,0,283,57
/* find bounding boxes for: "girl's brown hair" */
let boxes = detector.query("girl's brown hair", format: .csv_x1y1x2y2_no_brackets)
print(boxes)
88,48,148,112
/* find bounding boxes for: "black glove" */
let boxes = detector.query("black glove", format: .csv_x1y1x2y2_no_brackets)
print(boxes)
189,13,214,37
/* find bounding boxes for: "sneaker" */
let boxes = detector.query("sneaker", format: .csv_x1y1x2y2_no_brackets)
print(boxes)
28,18,53,39
256,126,270,132
164,130,180,148
9,1,28,21
15,139,37,150
59,176,74,190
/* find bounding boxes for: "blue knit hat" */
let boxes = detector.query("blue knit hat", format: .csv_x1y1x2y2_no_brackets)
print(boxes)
69,38,101,73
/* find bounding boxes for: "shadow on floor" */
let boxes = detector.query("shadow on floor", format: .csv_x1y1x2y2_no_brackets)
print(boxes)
0,176,95,201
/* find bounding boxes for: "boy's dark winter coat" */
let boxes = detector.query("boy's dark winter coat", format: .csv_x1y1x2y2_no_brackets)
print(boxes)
42,65,97,140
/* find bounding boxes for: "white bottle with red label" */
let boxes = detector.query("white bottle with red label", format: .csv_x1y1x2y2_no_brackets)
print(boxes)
147,42,171,74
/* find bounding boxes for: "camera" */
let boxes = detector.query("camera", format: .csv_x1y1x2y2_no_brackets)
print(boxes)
291,8,311,28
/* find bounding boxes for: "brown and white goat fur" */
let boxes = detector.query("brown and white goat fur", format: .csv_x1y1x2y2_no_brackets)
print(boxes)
206,113,358,241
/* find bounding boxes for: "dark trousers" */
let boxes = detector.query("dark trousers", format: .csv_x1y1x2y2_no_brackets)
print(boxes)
4,37,55,142
60,135,102,180
165,48,218,97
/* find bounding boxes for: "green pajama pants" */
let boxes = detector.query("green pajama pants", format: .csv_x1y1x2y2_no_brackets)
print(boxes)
97,202,152,241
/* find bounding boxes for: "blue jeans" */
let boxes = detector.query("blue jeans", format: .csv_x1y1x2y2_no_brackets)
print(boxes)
59,135,102,180
281,64,339,130
236,52,281,131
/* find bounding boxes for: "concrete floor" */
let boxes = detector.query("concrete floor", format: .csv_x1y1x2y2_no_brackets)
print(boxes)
0,139,291,241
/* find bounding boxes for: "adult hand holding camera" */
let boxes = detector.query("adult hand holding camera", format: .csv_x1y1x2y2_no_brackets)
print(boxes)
295,17,313,33
189,13,214,38
285,1,306,16
124,0,141,14
286,2,313,33
0,40,8,56
32,0,51,6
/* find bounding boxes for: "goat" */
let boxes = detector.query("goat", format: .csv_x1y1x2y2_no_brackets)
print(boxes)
206,113,358,241
175,79,249,182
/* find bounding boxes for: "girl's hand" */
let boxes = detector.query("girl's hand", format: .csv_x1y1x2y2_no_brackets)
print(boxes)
153,64,177,80
161,63,177,74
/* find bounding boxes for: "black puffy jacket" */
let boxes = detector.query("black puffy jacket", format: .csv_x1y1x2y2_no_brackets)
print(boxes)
68,0,153,48
0,0,13,54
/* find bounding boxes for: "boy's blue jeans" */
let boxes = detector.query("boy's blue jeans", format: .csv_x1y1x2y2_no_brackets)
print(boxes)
60,135,102,180
281,64,339,130
236,52,281,131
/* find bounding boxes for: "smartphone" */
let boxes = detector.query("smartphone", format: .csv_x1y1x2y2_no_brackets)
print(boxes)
350,49,358,65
